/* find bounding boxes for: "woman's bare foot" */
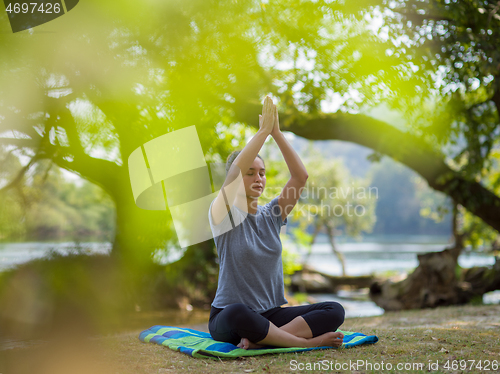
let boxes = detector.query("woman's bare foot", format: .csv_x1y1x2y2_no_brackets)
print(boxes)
307,331,344,348
237,337,266,350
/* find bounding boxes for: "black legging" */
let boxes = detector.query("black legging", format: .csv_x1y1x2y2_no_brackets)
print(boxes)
209,301,345,346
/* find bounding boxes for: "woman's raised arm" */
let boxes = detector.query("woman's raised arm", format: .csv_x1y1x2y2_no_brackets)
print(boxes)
210,96,275,225
271,104,309,223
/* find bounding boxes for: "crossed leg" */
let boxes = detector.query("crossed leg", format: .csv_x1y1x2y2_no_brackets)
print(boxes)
237,319,344,349
209,302,345,349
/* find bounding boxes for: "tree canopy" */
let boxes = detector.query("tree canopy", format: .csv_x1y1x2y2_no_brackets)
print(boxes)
1,0,499,259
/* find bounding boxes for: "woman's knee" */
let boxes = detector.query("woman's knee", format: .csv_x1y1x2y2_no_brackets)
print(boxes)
323,301,345,325
324,301,345,314
210,303,269,344
209,304,253,343
303,301,345,336
221,303,256,326
215,303,267,334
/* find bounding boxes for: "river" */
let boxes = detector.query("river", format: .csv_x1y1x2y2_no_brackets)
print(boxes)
284,234,499,317
1,236,498,319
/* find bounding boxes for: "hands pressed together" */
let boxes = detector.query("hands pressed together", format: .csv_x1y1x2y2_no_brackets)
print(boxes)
259,96,280,137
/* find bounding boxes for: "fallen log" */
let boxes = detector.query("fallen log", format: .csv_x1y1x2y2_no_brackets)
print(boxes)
290,265,379,293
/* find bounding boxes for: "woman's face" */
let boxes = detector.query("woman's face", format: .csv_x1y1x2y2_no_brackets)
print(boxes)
243,157,266,198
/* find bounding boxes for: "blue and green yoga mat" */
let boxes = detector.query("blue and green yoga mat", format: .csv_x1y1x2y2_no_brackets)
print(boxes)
139,325,379,359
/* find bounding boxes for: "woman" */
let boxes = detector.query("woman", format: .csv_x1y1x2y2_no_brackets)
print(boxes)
207,96,345,349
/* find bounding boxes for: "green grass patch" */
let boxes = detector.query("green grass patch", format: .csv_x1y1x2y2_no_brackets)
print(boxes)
3,304,500,374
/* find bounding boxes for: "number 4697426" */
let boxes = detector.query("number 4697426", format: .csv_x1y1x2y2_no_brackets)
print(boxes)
5,2,62,14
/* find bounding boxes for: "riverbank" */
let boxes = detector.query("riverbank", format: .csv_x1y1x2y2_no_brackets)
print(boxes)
2,304,499,374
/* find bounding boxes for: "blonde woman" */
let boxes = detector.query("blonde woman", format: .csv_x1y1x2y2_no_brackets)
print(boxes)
208,96,345,349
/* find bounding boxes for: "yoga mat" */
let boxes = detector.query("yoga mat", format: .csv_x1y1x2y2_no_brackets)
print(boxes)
139,325,379,359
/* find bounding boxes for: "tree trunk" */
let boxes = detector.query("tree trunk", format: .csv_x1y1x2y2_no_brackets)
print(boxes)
298,218,322,294
368,198,500,311
302,218,322,266
163,239,218,309
461,258,500,297
369,200,470,311
449,202,464,262
369,247,471,310
325,222,346,276
108,191,219,310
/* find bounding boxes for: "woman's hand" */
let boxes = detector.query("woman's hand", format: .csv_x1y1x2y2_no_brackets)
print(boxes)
259,96,275,135
270,103,281,138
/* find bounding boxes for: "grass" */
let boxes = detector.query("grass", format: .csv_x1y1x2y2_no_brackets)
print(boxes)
2,304,500,374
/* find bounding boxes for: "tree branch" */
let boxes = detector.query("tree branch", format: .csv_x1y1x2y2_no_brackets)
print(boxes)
231,100,500,233
0,153,41,194
36,142,122,198
37,97,124,196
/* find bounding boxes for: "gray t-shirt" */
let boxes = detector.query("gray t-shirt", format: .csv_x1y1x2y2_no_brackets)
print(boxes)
208,195,288,313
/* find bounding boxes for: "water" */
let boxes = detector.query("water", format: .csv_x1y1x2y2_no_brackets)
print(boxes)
310,290,386,318
296,240,496,277
0,241,112,272
283,235,498,317
0,238,498,319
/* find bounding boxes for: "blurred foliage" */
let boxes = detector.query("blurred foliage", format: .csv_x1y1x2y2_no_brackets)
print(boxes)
0,0,407,259
362,1,500,245
289,292,309,304
0,0,500,324
460,148,500,252
416,147,500,252
0,252,127,340
1,0,499,257
0,155,115,242
280,243,303,287
377,0,500,177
